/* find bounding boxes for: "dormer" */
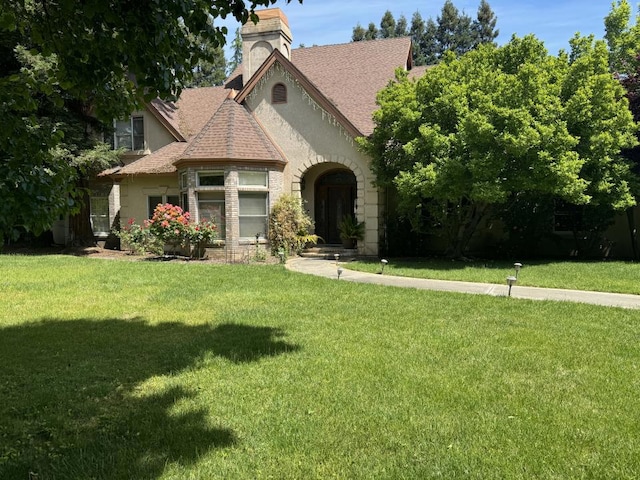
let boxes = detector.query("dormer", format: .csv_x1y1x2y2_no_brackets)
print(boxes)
241,8,292,81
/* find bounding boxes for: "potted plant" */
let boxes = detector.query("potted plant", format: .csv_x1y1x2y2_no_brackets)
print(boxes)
338,215,365,249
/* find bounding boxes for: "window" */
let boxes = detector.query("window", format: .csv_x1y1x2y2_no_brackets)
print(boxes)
114,116,144,151
198,191,225,237
238,171,268,187
272,83,287,104
239,192,268,238
148,195,180,218
90,197,110,236
197,171,225,187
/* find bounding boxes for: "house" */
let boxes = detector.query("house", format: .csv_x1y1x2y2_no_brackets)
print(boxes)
89,8,427,258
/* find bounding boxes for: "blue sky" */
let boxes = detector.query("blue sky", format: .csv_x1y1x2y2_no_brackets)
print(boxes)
220,0,620,57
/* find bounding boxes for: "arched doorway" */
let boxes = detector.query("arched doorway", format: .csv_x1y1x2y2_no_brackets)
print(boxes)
315,169,356,244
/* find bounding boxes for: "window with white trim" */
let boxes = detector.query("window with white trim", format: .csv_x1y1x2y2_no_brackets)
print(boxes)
238,170,268,187
114,116,144,151
239,192,268,238
90,197,110,236
148,195,180,218
198,191,225,237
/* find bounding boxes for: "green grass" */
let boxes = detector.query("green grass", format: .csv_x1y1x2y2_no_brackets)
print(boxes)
1,255,640,479
347,258,640,294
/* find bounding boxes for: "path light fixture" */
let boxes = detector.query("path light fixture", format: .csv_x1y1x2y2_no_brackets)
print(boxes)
506,275,517,297
337,266,344,280
380,259,388,274
334,253,340,262
514,262,523,279
278,249,285,264
255,232,261,245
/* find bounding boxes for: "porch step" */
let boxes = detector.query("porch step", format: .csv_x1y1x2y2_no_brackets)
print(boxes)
300,245,358,260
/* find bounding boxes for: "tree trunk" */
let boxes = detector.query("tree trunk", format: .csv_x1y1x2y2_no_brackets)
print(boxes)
448,202,490,259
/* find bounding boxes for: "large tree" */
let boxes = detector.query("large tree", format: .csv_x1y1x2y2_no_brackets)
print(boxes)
359,35,637,257
352,1,498,66
0,0,299,245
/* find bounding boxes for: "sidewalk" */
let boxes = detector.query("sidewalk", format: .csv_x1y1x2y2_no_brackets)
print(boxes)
286,257,640,310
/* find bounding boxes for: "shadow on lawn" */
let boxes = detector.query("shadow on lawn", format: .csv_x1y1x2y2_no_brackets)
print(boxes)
0,318,299,479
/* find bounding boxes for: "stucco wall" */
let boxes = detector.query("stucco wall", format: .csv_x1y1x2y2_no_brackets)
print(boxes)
119,109,176,164
118,175,180,224
244,64,379,255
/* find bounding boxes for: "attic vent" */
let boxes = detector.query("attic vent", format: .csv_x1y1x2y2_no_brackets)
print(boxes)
272,83,287,104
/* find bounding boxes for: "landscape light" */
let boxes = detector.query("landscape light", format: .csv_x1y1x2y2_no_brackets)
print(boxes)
514,262,523,279
380,259,388,274
506,275,517,297
334,253,340,262
337,266,344,280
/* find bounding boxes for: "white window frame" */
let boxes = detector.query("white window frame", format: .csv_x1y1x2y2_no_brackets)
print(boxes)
114,116,144,151
198,191,226,238
90,196,110,237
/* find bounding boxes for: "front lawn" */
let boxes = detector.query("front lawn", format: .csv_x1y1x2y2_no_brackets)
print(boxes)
347,258,640,294
1,255,639,479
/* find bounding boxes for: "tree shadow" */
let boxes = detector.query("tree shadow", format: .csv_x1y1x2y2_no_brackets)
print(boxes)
0,318,299,479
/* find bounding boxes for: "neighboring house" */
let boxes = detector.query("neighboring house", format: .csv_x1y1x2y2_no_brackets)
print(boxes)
91,8,427,257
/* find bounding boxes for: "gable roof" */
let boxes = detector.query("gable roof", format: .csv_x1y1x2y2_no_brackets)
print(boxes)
178,94,285,164
291,37,412,136
236,49,362,139
230,37,413,137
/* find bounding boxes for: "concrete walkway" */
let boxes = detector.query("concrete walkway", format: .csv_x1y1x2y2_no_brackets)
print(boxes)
286,257,640,310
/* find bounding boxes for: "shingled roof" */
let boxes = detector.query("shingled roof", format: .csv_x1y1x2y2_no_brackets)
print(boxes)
111,36,415,177
291,37,412,136
178,95,285,164
115,142,189,175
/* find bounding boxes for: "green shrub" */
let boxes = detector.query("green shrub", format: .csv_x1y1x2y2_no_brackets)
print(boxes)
268,194,319,259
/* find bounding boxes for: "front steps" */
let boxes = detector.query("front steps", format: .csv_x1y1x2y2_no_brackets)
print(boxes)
300,245,358,260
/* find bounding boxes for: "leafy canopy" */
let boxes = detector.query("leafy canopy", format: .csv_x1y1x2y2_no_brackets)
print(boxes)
0,0,299,244
359,35,637,256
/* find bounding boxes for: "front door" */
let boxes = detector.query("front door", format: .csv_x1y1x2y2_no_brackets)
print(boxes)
315,170,356,244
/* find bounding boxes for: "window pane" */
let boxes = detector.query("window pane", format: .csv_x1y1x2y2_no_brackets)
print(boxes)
198,192,225,237
240,217,268,238
132,117,144,150
239,193,267,215
198,172,225,186
90,197,110,234
148,196,163,217
238,171,267,187
115,120,132,150
167,195,180,206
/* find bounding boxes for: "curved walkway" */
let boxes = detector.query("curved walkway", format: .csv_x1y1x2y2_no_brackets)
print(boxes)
286,257,640,310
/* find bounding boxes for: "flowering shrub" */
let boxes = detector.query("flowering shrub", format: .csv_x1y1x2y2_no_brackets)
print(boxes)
115,205,217,258
268,194,319,259
114,218,163,255
147,203,191,251
186,219,218,258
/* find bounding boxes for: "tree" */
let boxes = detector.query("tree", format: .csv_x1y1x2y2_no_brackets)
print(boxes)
436,0,474,57
0,0,300,245
380,10,396,39
410,11,427,65
359,36,637,257
228,27,243,73
365,22,379,41
473,0,499,47
185,26,228,87
352,23,367,42
356,2,499,66
395,15,409,37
